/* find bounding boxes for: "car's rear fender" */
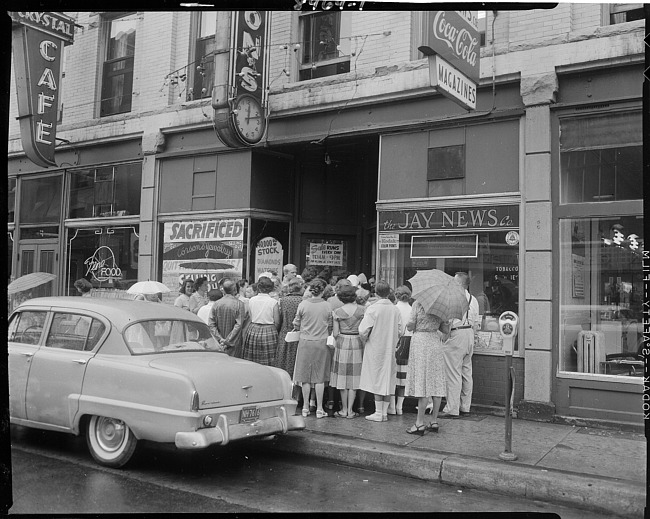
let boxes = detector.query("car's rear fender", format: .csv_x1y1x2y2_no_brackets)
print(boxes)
76,356,198,442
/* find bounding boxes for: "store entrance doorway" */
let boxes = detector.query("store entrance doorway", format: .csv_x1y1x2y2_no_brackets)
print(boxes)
17,240,59,297
300,234,357,281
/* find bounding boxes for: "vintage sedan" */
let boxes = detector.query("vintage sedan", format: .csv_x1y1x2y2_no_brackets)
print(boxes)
8,297,304,467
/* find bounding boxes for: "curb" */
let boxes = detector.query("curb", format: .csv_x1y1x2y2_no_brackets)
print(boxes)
258,431,645,518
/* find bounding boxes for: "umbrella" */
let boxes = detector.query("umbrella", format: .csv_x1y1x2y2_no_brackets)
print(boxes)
408,269,469,321
8,272,56,295
179,259,234,270
127,280,171,295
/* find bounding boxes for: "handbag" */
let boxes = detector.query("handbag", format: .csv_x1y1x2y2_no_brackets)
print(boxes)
285,330,300,342
326,334,335,349
395,335,411,364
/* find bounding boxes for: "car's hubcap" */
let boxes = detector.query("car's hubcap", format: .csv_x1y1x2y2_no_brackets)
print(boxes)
95,417,126,452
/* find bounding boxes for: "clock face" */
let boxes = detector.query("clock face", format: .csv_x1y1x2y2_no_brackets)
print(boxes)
232,94,265,145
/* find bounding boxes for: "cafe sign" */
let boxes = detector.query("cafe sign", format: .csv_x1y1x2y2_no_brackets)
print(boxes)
10,12,76,168
379,205,519,232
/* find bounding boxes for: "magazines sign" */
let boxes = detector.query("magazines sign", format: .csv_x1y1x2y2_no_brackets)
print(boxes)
428,54,476,111
10,12,75,167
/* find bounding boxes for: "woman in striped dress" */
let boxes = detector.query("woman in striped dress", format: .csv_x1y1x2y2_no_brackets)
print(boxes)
330,285,366,418
242,276,281,366
293,278,333,418
393,285,413,415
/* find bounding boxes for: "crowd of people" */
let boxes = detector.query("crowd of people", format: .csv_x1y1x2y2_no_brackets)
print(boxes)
163,264,478,437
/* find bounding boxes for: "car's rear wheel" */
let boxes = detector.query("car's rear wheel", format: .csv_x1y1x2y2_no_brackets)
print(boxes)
86,415,137,468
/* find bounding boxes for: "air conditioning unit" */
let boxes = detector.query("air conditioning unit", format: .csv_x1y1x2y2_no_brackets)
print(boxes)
576,330,605,373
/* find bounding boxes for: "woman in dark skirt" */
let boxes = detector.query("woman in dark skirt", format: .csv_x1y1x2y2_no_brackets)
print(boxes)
273,278,304,379
242,276,281,365
293,278,333,418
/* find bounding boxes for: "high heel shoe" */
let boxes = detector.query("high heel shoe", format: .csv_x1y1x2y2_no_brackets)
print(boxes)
426,422,439,433
406,424,426,436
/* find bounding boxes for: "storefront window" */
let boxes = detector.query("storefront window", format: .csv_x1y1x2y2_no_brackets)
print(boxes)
20,175,62,224
302,236,354,281
560,112,642,204
160,218,247,303
378,205,520,355
67,226,139,295
249,219,290,282
68,163,142,218
559,216,643,377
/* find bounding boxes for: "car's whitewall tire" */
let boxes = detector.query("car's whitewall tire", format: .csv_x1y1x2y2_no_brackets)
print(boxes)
86,415,137,468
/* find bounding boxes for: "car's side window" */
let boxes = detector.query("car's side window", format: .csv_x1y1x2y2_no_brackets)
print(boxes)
8,311,47,345
85,319,107,351
46,312,104,351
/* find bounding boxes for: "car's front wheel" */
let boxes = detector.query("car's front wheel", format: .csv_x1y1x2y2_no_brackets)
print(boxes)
86,415,137,468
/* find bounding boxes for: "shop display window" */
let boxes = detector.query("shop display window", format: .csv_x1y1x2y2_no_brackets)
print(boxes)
19,175,62,224
159,218,248,304
66,226,139,295
378,227,519,355
249,219,290,281
68,163,142,218
558,217,643,377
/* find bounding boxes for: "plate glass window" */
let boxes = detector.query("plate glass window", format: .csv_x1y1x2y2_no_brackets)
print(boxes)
558,217,643,377
68,163,142,218
100,14,136,116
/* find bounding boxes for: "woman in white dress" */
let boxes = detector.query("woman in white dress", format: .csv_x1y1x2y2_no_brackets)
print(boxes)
358,281,403,423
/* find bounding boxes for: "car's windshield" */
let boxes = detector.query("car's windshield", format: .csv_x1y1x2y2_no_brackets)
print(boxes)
123,319,222,354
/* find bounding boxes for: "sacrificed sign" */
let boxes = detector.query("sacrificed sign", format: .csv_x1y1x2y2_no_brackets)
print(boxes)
10,12,75,167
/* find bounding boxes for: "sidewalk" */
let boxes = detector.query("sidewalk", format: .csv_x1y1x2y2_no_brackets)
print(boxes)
260,408,646,518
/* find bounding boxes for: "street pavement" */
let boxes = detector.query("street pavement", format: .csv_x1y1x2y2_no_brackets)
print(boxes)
257,407,646,518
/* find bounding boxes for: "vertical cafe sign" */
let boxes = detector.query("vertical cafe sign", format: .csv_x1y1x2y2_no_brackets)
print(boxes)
10,12,76,167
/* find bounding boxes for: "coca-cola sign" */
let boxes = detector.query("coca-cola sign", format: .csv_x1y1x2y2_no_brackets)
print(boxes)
418,11,480,84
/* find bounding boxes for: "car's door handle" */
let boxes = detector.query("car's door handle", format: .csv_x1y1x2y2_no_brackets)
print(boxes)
72,359,87,365
20,352,34,357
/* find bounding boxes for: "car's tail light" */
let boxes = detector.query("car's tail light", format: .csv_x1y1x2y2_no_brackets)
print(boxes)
191,390,199,411
202,415,213,426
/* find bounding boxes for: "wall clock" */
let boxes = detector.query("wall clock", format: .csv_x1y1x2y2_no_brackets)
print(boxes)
231,94,265,145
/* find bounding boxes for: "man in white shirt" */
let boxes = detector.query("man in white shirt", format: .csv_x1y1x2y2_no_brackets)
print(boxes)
440,272,480,418
197,289,222,324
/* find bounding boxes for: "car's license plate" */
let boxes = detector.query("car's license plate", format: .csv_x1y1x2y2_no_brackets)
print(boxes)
240,406,260,423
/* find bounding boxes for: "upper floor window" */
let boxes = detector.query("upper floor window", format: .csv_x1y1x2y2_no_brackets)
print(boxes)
609,4,644,24
478,11,486,46
560,112,642,204
100,14,137,117
299,12,350,81
189,12,216,100
68,163,142,218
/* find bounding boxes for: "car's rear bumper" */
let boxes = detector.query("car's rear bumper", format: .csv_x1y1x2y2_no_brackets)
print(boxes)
175,405,305,449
